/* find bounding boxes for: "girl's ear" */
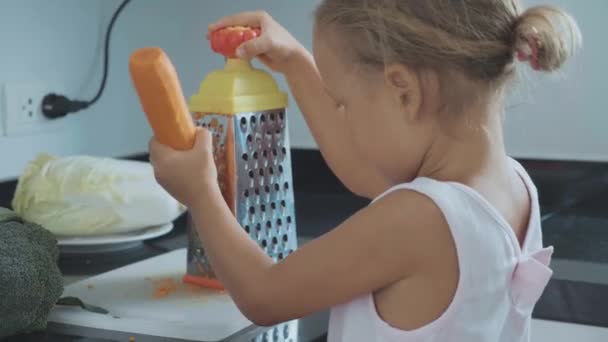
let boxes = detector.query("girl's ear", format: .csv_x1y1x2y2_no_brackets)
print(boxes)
384,64,422,122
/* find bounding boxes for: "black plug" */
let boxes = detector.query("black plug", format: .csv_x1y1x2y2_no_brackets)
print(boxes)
41,94,89,119
40,0,131,120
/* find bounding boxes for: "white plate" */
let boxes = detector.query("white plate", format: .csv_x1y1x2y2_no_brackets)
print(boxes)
57,223,173,246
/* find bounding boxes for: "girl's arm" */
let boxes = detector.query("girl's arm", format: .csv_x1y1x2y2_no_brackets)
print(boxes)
190,182,449,326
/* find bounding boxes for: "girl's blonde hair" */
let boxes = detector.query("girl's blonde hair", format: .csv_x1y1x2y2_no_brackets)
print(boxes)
315,0,582,112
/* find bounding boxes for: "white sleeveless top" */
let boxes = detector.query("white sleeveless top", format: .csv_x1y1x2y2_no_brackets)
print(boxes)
328,159,553,342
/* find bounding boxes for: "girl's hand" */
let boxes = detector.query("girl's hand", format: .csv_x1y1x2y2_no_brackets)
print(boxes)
208,11,305,73
149,128,218,208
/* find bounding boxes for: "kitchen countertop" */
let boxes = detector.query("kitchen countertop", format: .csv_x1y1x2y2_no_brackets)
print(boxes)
5,213,331,342
6,164,608,341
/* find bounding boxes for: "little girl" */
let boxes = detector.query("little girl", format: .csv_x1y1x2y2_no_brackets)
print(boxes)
149,1,581,341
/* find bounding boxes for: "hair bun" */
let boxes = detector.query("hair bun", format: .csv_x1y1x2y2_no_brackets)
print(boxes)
513,5,582,72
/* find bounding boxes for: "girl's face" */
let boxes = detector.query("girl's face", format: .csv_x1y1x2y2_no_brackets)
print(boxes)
312,26,435,184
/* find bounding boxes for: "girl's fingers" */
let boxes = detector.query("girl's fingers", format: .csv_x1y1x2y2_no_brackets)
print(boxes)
236,36,272,59
194,127,213,151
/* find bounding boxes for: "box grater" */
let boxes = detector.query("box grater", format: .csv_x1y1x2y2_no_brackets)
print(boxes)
182,27,298,290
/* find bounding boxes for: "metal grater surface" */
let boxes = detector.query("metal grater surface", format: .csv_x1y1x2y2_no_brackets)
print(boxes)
251,320,298,342
186,109,298,282
186,114,231,279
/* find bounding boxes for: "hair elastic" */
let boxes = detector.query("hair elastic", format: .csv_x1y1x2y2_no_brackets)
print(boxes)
516,26,542,71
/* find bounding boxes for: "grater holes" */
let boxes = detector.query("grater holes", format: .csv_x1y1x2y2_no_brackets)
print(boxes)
259,168,264,176
245,225,250,233
260,114,266,122
287,216,292,224
282,147,287,155
247,134,253,143
244,189,250,198
272,236,278,245
270,202,276,210
249,206,255,215
274,183,280,191
284,182,290,190
256,223,262,232
240,117,247,127
266,221,272,229
281,200,286,208
270,112,276,121
264,185,270,193
283,325,290,339
278,165,284,174
260,204,266,212
262,150,268,158
261,239,268,248
278,252,284,260
272,148,278,157
269,166,274,175
250,115,257,126
242,153,248,161
253,151,259,160
279,112,285,121
282,234,289,242
248,170,255,179
276,218,283,227
254,187,260,196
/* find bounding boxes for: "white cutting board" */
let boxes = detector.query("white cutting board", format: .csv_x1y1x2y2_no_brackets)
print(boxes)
48,248,252,341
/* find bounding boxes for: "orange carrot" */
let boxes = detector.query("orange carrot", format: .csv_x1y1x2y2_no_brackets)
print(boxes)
129,47,196,150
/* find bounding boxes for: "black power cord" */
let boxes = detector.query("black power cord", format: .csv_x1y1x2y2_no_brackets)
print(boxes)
42,0,132,119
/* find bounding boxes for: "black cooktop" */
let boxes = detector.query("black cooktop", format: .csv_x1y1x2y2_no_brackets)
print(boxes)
542,187,608,263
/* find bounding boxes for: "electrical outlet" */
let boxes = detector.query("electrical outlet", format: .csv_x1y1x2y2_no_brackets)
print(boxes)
2,82,69,136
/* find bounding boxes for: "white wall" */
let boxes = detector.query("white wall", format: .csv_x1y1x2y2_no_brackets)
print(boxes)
0,0,317,181
0,0,604,181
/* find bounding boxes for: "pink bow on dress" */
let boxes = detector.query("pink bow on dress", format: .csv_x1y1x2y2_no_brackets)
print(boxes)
510,246,554,313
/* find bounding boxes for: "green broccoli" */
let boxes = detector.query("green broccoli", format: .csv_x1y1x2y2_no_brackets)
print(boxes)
0,207,64,339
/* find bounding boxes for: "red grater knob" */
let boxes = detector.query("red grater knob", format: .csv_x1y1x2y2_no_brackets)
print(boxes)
209,26,261,59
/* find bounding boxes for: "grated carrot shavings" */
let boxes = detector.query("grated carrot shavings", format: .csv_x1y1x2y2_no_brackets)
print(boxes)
153,278,178,298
